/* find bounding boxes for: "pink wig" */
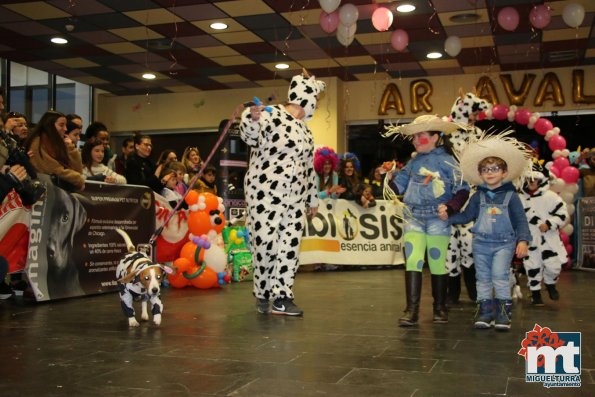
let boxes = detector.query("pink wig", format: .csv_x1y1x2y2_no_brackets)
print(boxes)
313,146,339,175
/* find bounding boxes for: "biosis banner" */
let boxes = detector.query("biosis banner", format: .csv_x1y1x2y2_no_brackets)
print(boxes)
518,323,581,388
299,199,404,266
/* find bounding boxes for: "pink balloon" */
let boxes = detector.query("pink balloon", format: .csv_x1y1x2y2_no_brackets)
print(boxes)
561,166,579,184
320,11,340,33
548,135,567,151
565,243,573,255
478,111,486,121
560,230,569,245
550,166,560,177
529,5,551,29
498,7,520,31
534,118,553,135
371,7,393,32
492,104,509,120
391,29,409,52
553,156,570,171
514,108,531,125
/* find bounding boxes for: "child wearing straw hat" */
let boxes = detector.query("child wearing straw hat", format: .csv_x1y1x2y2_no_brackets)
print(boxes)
440,131,532,331
384,115,470,327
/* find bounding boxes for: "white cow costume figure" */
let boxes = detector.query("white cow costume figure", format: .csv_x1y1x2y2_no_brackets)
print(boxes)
520,170,568,305
445,91,490,303
239,72,325,316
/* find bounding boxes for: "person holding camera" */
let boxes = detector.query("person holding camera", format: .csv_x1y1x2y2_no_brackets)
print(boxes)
24,110,85,192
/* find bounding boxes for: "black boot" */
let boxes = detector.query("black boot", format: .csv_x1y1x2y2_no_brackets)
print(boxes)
462,265,477,302
399,271,422,327
432,274,448,324
545,284,560,300
447,274,461,305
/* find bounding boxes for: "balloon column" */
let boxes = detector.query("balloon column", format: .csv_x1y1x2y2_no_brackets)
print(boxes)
483,104,579,264
169,191,231,289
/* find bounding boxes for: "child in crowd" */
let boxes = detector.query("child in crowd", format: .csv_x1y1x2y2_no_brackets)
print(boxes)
159,165,183,208
365,165,389,199
81,138,127,184
520,169,568,305
314,146,344,199
338,152,361,200
195,164,218,195
384,115,470,327
356,183,376,208
442,132,532,331
167,161,188,196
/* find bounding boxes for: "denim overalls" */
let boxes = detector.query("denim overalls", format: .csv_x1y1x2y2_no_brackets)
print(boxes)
471,191,516,300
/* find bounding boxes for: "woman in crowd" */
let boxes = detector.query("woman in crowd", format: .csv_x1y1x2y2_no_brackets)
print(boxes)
365,165,387,199
25,110,85,191
81,137,126,184
66,114,83,149
314,146,344,199
338,152,361,200
4,111,28,145
181,146,203,187
156,149,178,169
125,134,173,192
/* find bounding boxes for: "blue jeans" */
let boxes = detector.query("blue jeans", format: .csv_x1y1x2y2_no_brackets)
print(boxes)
404,206,450,236
472,238,515,300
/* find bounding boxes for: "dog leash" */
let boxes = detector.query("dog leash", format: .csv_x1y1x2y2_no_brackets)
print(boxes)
148,100,259,247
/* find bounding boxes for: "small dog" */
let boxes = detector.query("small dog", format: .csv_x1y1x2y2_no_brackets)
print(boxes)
510,259,524,300
115,229,173,327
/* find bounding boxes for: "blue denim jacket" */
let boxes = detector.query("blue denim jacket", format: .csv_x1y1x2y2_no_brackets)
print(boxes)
392,146,468,208
448,182,532,243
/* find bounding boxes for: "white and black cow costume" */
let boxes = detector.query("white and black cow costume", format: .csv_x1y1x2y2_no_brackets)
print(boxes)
445,92,490,303
520,171,568,301
239,73,325,315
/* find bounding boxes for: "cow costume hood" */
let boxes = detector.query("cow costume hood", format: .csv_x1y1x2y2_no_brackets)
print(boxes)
287,74,326,121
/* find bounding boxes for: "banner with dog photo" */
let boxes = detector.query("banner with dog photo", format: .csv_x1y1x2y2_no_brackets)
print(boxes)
300,199,405,266
26,175,156,301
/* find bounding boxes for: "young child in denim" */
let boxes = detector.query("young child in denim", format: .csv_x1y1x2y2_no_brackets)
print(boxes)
384,115,470,327
442,132,532,331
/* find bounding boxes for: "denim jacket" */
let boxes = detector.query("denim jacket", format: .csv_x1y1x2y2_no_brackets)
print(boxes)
448,182,532,243
391,146,468,208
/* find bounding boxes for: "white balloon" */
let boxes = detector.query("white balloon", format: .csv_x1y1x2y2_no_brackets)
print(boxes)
339,3,359,26
562,2,585,28
507,110,515,122
337,31,354,46
544,161,553,170
528,116,538,129
204,244,228,273
337,22,356,38
567,203,575,216
562,223,574,236
484,109,493,119
562,182,579,195
550,178,565,192
319,0,341,14
444,36,462,57
560,191,575,204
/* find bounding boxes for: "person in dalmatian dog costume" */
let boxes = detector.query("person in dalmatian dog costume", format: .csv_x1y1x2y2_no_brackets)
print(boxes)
445,90,490,304
240,70,325,316
520,169,568,306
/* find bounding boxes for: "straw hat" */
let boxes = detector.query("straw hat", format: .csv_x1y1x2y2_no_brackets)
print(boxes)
457,130,533,186
383,114,462,138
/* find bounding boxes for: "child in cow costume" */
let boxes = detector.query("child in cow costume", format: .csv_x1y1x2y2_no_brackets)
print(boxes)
239,71,325,316
520,170,568,305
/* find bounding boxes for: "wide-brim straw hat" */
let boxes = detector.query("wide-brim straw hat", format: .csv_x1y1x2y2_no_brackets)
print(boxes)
383,114,462,138
457,130,533,186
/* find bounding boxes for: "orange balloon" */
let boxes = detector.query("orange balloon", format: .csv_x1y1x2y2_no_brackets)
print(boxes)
185,189,199,206
173,257,192,273
190,267,218,289
168,272,189,288
188,211,211,236
180,241,199,265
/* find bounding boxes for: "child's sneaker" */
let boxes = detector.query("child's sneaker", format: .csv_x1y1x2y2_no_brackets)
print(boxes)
494,299,512,331
531,290,544,306
0,282,12,300
271,298,303,316
256,298,271,314
474,299,493,329
545,284,559,300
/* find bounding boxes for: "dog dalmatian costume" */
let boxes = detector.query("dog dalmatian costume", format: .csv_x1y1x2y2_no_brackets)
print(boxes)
520,171,568,300
445,92,490,302
239,74,325,306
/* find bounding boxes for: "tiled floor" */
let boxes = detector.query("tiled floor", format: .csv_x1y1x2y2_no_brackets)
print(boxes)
1,267,593,396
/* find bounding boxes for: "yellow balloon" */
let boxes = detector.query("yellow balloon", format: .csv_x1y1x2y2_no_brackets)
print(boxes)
378,83,405,115
500,73,535,106
410,79,433,113
534,72,565,106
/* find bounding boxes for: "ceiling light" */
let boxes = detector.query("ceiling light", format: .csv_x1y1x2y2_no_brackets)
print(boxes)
396,4,416,13
210,22,228,30
275,63,289,70
426,52,443,59
142,73,156,80
51,37,68,44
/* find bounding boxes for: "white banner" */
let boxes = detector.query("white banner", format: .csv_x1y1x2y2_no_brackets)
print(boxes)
300,199,405,266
